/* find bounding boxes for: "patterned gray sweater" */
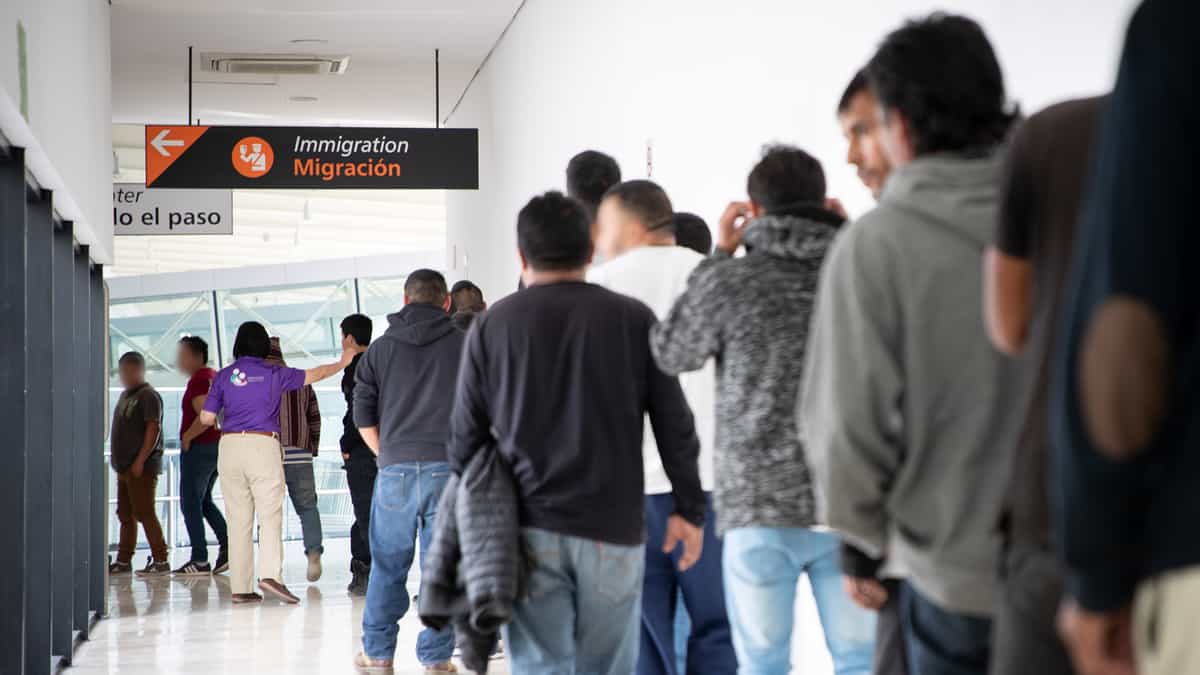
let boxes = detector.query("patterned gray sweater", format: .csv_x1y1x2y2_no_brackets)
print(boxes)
651,211,841,534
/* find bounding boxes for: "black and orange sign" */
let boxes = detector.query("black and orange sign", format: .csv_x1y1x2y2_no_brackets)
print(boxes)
145,125,478,190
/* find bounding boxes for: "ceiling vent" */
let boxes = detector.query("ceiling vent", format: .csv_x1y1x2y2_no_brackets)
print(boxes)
199,52,350,76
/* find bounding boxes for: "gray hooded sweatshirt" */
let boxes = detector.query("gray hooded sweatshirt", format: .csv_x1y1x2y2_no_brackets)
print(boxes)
652,210,842,534
800,154,1033,617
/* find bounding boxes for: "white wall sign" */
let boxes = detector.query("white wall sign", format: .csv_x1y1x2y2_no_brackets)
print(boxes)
112,183,233,236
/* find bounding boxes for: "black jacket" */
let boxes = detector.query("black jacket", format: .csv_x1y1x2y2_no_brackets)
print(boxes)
340,353,366,453
1052,0,1200,613
419,444,527,674
353,303,464,467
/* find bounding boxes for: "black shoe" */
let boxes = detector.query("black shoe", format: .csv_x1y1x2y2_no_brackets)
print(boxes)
347,560,369,596
135,556,171,576
172,560,212,576
213,550,229,575
108,559,132,575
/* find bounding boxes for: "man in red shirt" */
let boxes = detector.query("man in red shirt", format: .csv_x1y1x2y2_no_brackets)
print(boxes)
177,336,229,575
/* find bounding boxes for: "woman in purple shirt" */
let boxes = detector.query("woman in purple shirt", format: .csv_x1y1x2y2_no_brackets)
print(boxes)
196,321,353,604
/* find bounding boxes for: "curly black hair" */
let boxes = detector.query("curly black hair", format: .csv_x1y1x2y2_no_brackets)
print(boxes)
867,13,1016,155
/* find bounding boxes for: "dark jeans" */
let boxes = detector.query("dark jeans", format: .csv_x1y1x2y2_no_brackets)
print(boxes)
179,441,228,563
640,492,737,675
899,582,992,675
990,546,1074,675
875,580,910,675
343,445,377,568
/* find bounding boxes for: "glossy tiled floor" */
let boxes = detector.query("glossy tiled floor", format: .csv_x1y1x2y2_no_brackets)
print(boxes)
72,542,510,674
73,541,836,674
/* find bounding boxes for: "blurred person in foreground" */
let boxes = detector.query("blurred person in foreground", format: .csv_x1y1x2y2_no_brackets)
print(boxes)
1053,2,1200,674
802,14,1026,675
982,96,1106,675
833,67,907,675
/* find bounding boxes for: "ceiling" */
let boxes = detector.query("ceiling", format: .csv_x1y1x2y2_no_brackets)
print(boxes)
111,0,522,125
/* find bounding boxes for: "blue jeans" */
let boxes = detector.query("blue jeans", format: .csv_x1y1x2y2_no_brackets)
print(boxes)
179,441,227,563
723,527,876,675
361,462,454,665
284,459,324,555
503,528,644,675
640,493,737,675
899,582,991,675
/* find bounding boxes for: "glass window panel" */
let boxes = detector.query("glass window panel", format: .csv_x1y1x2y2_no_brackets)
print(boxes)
217,281,355,370
358,276,408,336
109,292,217,388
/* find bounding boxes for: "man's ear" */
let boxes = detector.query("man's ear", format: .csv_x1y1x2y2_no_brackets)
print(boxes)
442,295,453,313
403,293,411,306
749,201,766,218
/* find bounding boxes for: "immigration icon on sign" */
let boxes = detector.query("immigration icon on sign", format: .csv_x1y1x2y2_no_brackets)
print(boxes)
233,136,274,178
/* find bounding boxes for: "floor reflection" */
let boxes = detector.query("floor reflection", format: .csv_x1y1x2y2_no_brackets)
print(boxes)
73,541,509,674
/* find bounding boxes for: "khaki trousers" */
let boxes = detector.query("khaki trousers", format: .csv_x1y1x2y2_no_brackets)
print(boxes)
1135,565,1200,674
218,433,285,594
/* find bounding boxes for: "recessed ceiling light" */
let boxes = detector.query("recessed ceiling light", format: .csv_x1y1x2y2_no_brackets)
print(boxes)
289,95,319,103
289,38,328,45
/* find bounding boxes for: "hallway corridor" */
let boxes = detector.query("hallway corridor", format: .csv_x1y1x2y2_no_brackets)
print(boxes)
72,543,510,674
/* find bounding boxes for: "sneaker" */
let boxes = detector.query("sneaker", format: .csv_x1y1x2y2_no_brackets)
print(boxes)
108,559,132,575
347,560,369,596
231,592,262,604
424,663,457,673
258,578,300,604
212,550,229,575
135,556,171,576
172,560,212,576
490,640,504,660
354,652,393,673
306,550,323,582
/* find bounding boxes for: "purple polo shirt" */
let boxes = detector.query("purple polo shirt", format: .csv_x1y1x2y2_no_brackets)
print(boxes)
203,357,306,434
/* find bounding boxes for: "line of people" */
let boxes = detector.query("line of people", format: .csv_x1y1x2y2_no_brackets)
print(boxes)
362,5,1197,675
105,3,1199,674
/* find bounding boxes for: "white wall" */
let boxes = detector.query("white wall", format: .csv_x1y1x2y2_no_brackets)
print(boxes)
445,0,1138,303
0,0,113,263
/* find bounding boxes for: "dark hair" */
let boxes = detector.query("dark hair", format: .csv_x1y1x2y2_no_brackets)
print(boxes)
566,150,621,214
118,351,145,367
405,268,449,306
837,69,870,114
866,13,1015,155
340,313,373,347
747,145,826,213
517,191,592,271
178,336,209,364
602,180,674,232
450,280,485,313
672,212,713,255
451,310,478,332
232,321,271,359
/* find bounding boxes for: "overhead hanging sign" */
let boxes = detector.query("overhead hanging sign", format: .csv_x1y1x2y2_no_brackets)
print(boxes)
144,125,479,190
113,183,233,236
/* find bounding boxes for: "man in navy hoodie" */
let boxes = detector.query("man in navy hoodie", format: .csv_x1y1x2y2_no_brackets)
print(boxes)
353,268,464,674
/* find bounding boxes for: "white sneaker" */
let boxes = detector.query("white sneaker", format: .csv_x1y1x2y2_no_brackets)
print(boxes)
306,550,323,582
